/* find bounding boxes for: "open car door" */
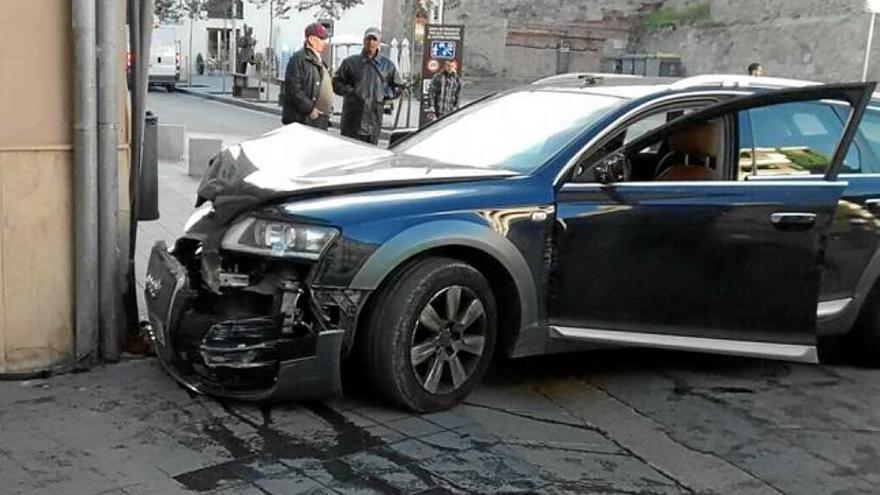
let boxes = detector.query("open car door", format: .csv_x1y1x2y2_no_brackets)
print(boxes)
551,83,875,362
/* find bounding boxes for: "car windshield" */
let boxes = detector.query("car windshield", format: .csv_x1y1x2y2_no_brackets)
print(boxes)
395,90,623,173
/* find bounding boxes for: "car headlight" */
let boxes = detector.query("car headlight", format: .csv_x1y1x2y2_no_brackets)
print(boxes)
221,217,339,260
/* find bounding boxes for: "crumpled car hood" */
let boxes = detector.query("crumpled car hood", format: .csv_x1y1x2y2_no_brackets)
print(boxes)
196,124,516,211
188,124,517,294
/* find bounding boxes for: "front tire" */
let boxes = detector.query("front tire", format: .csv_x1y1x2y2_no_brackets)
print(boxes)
364,256,497,412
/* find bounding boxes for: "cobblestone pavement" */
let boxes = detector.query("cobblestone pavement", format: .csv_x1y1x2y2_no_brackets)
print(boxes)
2,351,879,495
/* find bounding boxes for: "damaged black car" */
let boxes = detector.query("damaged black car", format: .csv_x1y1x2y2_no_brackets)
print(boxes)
146,77,880,412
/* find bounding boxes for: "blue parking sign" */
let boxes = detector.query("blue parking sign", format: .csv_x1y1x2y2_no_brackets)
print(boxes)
430,41,456,60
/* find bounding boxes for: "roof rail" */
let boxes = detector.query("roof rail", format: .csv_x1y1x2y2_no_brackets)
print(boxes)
531,72,644,86
668,74,819,90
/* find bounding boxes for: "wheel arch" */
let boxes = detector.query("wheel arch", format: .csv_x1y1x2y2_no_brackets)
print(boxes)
821,247,880,336
347,220,539,357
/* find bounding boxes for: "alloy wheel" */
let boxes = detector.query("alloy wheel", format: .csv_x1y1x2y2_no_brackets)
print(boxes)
409,285,488,395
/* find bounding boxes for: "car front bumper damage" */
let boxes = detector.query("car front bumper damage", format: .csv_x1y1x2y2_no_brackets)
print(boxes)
144,241,367,401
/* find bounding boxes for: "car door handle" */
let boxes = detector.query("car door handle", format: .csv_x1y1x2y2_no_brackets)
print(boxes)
770,212,816,231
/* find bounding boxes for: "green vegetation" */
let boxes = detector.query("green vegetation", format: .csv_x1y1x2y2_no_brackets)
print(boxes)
642,3,711,31
778,148,829,174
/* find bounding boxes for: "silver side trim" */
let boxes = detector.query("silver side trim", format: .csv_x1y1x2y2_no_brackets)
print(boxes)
668,75,818,90
817,298,852,320
561,181,848,189
550,326,819,363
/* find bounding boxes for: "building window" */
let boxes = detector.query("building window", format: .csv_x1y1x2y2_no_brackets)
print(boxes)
206,0,244,19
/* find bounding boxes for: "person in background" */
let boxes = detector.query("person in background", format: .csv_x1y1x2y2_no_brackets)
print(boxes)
333,27,404,144
748,62,764,76
428,59,462,121
281,22,332,130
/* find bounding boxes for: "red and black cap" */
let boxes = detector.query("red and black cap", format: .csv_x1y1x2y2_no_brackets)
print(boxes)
304,22,330,40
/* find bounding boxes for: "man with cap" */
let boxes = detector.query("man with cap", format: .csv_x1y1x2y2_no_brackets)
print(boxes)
333,27,404,144
281,22,333,130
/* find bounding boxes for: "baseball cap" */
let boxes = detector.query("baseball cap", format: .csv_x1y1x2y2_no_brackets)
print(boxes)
305,22,330,40
364,27,381,40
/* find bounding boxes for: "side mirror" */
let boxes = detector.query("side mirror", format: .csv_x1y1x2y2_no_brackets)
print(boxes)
388,128,418,148
592,152,629,185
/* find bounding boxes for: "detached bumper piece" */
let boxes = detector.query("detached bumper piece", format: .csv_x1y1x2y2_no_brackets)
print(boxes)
200,317,280,369
144,241,344,401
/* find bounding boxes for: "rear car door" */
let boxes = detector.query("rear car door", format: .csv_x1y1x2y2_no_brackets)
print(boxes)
742,102,880,331
550,83,874,361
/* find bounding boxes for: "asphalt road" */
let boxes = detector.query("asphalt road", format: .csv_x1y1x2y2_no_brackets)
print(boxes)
147,88,282,137
53,90,878,495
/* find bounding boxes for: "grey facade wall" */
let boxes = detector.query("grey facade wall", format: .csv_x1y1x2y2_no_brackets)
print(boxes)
633,0,876,82
381,0,648,80
382,0,880,83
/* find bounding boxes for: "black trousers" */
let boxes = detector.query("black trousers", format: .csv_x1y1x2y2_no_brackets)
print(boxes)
342,129,379,145
306,113,330,131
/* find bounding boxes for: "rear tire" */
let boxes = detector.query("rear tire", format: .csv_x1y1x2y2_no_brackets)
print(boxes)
845,287,880,366
363,256,497,412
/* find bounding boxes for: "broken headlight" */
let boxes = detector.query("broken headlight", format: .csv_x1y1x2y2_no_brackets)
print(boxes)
221,217,339,260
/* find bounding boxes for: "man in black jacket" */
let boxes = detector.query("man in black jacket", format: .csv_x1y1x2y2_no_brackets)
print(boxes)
281,22,333,130
333,27,404,144
428,60,461,120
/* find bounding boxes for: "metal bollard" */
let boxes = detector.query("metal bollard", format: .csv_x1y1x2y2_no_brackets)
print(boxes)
277,78,285,107
139,111,160,221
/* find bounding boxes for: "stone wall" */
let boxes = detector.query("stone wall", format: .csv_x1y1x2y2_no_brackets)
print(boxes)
381,0,653,80
382,0,880,83
633,0,876,82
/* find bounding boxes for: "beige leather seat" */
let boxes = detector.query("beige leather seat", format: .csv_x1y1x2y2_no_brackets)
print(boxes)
656,120,721,181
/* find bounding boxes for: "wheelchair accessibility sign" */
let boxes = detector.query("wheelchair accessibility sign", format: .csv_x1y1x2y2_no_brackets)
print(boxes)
431,41,456,60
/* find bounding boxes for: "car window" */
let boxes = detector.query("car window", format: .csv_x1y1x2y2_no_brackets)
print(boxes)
853,107,880,173
623,108,700,146
738,101,857,179
624,113,667,145
395,91,623,173
571,106,707,182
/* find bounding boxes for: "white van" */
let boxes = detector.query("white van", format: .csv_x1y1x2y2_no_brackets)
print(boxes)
149,26,180,90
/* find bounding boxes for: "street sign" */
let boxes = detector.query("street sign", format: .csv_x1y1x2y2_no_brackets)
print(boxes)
419,24,464,127
430,41,456,59
868,0,880,13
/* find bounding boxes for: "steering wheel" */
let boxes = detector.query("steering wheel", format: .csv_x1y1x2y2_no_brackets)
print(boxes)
654,150,680,179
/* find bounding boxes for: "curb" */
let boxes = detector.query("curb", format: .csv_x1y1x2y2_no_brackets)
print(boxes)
173,85,394,139
174,85,282,117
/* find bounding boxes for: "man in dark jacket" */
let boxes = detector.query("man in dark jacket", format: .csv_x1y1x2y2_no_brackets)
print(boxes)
333,27,404,144
281,22,333,130
428,60,461,120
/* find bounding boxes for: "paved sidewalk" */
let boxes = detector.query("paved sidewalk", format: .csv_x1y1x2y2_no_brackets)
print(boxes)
4,346,880,494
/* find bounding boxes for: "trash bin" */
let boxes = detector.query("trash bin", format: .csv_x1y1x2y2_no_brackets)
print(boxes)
139,111,160,221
